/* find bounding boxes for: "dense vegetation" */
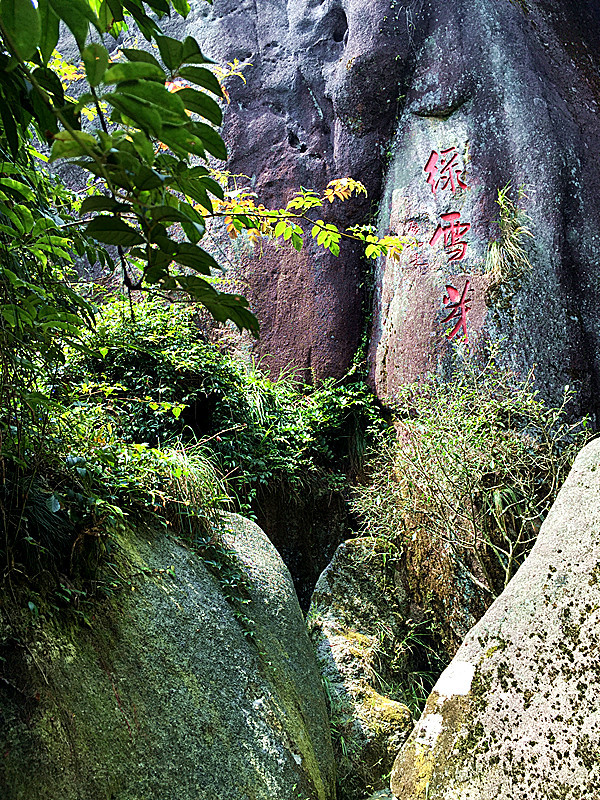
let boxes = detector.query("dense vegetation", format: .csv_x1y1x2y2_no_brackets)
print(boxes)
0,10,593,797
0,0,396,609
353,356,589,598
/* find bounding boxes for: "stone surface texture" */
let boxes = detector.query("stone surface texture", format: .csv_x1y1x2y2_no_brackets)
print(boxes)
161,0,381,382
157,0,600,416
0,514,335,800
369,0,600,418
390,437,600,799
308,538,414,799
62,1,600,410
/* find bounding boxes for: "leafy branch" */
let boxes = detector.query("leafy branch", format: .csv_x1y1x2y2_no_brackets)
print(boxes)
207,177,409,259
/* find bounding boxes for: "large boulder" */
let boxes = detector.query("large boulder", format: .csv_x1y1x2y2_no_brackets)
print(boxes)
390,437,600,799
160,0,372,383
0,514,335,800
171,0,600,416
308,538,415,799
60,1,600,408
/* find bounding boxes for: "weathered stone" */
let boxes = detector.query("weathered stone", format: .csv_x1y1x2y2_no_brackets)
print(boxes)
308,538,414,799
158,0,373,383
390,437,600,799
362,0,600,416
60,0,600,409
169,0,600,417
0,514,335,800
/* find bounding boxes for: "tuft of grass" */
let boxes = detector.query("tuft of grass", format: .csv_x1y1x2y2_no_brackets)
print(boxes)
484,183,533,308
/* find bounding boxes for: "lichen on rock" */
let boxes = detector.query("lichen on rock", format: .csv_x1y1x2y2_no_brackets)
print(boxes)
308,537,415,799
390,438,600,798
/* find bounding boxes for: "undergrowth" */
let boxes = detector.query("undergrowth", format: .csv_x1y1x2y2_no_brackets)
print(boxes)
352,354,590,598
1,295,383,626
65,297,384,518
484,183,533,308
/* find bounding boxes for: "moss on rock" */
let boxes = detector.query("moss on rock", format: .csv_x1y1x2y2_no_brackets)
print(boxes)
0,514,335,800
391,440,600,798
308,538,415,800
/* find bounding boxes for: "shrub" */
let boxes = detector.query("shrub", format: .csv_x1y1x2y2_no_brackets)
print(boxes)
352,358,590,597
66,297,384,517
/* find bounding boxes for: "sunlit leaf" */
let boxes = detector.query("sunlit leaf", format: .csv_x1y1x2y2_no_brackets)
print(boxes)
82,43,109,87
156,35,183,71
38,0,59,64
47,0,100,48
178,66,224,99
176,87,222,126
104,62,165,84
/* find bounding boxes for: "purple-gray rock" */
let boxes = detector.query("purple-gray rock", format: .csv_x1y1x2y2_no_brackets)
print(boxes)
164,0,600,415
369,0,600,419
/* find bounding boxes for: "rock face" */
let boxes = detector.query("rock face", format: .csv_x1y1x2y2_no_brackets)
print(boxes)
164,0,600,416
254,483,351,610
0,514,335,800
390,437,600,799
369,0,600,418
308,538,415,800
162,0,376,382
61,1,600,406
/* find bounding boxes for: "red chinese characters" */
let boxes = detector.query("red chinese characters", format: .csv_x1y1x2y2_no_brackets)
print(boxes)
442,280,471,342
429,212,471,262
424,147,467,196
418,145,475,342
412,248,429,272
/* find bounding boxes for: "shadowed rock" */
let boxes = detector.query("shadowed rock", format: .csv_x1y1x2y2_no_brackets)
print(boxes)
308,538,415,799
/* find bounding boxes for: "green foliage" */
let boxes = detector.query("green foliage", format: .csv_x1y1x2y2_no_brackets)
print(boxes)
352,356,590,597
374,612,447,718
66,297,384,518
0,0,258,334
0,140,108,495
0,0,259,609
212,175,407,262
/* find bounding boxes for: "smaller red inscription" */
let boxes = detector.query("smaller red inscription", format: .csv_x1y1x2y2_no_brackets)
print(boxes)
441,280,471,342
424,147,467,195
429,212,471,262
411,242,429,272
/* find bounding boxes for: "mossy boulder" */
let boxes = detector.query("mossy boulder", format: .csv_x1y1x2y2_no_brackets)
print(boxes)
0,513,335,800
308,538,414,800
391,438,600,798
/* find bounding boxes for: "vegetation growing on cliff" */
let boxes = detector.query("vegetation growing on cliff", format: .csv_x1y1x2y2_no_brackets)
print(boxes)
352,356,590,598
0,0,396,607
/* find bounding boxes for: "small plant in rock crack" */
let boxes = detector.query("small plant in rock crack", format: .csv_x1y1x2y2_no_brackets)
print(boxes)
484,183,533,308
378,613,448,717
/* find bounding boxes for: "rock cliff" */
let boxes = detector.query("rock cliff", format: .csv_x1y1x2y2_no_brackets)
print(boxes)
162,0,600,416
